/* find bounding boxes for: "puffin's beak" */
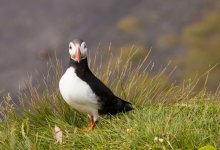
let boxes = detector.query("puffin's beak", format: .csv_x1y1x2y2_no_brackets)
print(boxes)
76,48,81,63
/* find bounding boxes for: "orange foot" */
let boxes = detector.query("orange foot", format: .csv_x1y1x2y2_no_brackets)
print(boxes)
78,115,95,132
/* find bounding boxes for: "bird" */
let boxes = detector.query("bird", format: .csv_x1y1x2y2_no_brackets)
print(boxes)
59,38,133,131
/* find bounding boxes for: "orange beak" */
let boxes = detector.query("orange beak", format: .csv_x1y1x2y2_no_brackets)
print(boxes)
76,48,81,63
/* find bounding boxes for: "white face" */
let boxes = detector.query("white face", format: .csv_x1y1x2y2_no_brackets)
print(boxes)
69,41,87,63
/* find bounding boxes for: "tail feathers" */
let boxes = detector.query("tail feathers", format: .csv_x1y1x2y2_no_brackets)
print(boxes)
98,97,133,115
117,98,133,113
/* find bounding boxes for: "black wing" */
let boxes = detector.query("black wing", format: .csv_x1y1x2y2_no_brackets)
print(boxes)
83,68,115,97
82,69,133,115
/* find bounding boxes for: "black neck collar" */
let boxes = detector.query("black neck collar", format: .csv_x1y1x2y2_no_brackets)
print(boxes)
69,58,89,78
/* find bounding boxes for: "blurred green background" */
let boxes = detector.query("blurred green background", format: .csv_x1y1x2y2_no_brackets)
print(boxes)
0,0,219,96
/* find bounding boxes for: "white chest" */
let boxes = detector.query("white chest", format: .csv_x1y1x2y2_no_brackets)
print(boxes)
59,67,99,113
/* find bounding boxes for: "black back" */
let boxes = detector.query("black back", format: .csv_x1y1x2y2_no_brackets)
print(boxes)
69,58,133,115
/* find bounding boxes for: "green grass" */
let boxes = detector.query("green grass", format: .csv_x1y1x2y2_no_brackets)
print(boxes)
0,48,220,149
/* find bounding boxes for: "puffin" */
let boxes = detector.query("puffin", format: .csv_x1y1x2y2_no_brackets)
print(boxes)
59,38,133,131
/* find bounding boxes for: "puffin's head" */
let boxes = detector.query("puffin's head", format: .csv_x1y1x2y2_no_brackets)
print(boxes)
69,38,87,63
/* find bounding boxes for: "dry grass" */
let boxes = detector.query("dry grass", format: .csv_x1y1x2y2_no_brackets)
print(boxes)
0,46,220,149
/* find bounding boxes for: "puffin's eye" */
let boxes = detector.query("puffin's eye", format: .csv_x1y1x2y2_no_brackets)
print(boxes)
69,45,72,49
84,44,87,49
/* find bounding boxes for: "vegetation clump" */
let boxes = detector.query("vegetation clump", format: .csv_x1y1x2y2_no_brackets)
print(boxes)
0,48,219,149
182,11,220,90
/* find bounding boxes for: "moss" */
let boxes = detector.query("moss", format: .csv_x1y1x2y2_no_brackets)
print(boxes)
198,145,216,150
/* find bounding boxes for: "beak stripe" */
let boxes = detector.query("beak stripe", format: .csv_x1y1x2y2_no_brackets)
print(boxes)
77,48,81,63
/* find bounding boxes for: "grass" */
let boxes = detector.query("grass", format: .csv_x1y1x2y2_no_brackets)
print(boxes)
0,46,220,149
181,9,220,90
